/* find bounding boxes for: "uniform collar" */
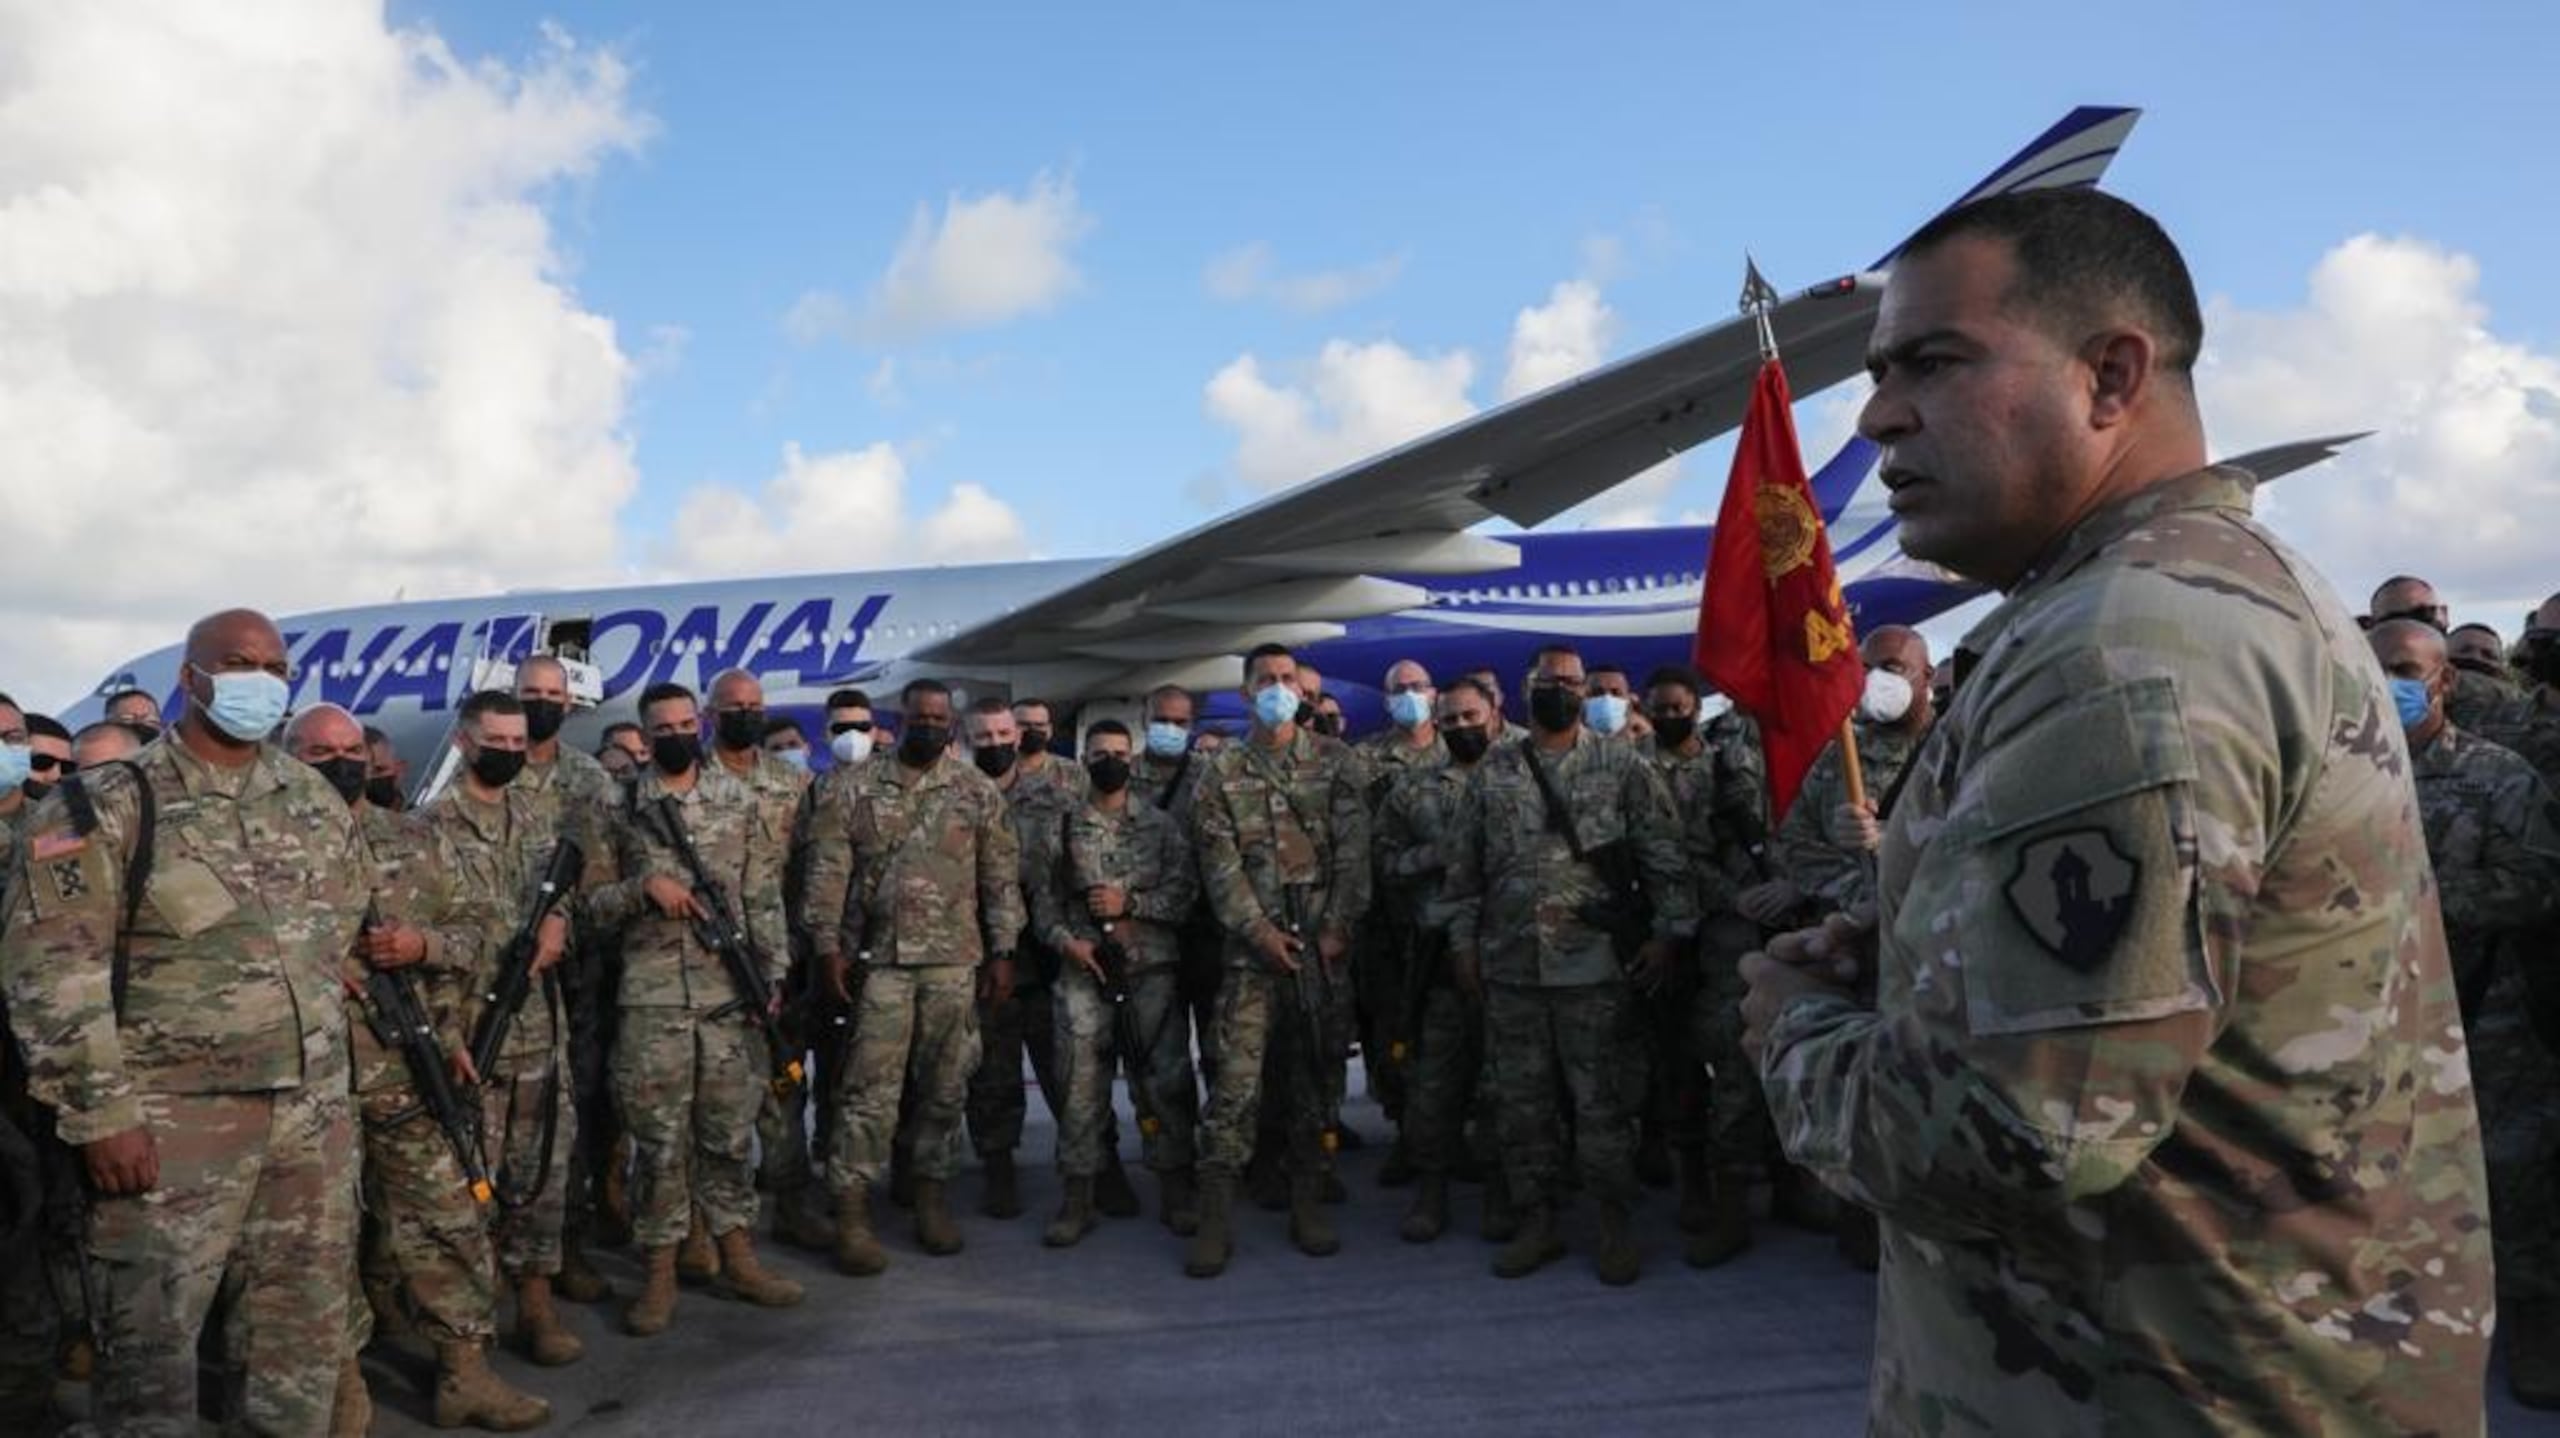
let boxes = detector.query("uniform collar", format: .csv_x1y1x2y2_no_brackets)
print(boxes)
1957,465,2257,666
159,735,290,804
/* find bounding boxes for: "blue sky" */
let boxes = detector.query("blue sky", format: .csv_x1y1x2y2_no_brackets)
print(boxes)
390,0,2560,565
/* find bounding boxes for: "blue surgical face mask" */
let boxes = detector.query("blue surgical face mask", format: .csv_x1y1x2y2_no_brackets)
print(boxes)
1583,693,1630,736
0,744,27,792
1252,683,1298,730
773,748,810,773
1386,690,1433,729
2389,676,2434,730
198,668,290,742
1145,721,1189,759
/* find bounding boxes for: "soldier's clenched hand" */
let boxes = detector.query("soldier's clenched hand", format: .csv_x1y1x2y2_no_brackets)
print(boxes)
85,1127,158,1196
1627,938,1675,994
644,873,705,920
357,922,426,970
1063,938,1104,982
1738,912,1874,1057
1254,920,1303,974
822,950,855,1006
1738,879,1802,926
529,911,569,975
980,953,1017,1005
1832,800,1882,853
1317,924,1350,971
1085,884,1127,920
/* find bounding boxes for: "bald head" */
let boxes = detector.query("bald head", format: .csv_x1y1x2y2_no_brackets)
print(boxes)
1861,625,1930,673
71,722,146,768
709,669,764,709
185,609,284,674
283,703,366,756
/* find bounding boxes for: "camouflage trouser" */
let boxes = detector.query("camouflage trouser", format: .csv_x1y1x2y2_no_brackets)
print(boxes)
352,1084,497,1348
2477,1027,2560,1305
1401,982,1490,1176
756,1063,816,1194
614,1007,768,1249
1486,980,1636,1206
832,965,980,1193
481,1062,575,1277
1057,963,1197,1177
968,978,1066,1157
1200,961,1339,1179
1690,919,1770,1170
89,1086,354,1438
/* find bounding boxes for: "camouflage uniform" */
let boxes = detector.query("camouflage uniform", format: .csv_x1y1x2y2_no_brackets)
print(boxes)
970,762,1081,1169
2411,723,2560,1319
711,751,818,1216
523,744,629,1265
1371,759,1485,1178
0,740,369,1436
1773,719,1922,918
586,763,790,1248
1758,467,2496,1434
1648,736,1769,1174
2449,664,2525,735
1138,745,1224,1085
430,782,585,1279
1442,731,1694,1208
0,804,60,1430
1354,729,1448,1125
801,751,1021,1195
1031,798,1199,1177
1192,731,1370,1182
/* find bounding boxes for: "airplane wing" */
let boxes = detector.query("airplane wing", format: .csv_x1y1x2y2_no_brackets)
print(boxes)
917,106,2143,700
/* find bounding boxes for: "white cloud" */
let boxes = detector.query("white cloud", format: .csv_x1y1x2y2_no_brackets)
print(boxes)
1205,242,1404,313
0,4,648,708
1502,278,1619,401
1204,341,1478,492
792,171,1092,345
658,442,1030,578
2201,234,2560,628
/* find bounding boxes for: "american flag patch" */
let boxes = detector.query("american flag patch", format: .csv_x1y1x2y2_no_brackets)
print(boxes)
28,831,86,862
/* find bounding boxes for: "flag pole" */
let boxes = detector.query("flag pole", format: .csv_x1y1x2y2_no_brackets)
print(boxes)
1741,254,1866,812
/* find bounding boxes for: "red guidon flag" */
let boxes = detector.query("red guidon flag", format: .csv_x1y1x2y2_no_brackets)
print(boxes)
1692,357,1862,824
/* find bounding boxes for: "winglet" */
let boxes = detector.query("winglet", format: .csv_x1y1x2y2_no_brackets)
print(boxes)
2217,432,2370,486
1874,106,2143,268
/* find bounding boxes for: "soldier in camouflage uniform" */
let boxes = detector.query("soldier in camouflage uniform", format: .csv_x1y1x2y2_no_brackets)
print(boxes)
0,611,371,1436
1442,643,1695,1286
1135,686,1222,1093
1745,627,1934,929
1374,678,1497,1245
1183,645,1370,1278
284,703,553,1433
2372,619,2560,1408
422,691,596,1386
802,678,1022,1274
1742,192,2494,1433
2482,596,2560,787
1356,660,1446,1176
586,681,803,1337
1027,720,1200,1245
790,688,881,1197
0,694,56,1434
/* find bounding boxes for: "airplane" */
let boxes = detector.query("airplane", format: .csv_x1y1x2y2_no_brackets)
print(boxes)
57,105,2355,780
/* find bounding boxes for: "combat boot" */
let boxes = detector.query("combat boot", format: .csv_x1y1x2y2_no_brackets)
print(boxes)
1043,1177,1098,1248
512,1274,584,1367
433,1340,550,1431
2508,1300,2560,1409
1674,1146,1712,1235
1184,1172,1235,1278
1480,1168,1520,1243
623,1245,678,1337
914,1179,965,1256
772,1183,835,1252
1400,1173,1449,1244
833,1181,889,1277
1288,1170,1340,1257
1159,1167,1201,1236
980,1151,1022,1219
1594,1199,1641,1286
1096,1152,1142,1218
712,1228,806,1307
1493,1202,1565,1278
331,1355,371,1438
675,1206,719,1283
556,1235,611,1303
1683,1168,1754,1270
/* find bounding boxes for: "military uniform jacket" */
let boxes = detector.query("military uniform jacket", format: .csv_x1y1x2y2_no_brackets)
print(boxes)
1134,749,1207,839
1192,728,1371,961
425,784,583,1073
1775,720,1921,915
802,753,1022,969
1373,761,1472,934
0,739,370,1144
1759,466,2495,1434
1648,741,1761,920
523,744,625,890
1003,771,1083,970
2476,687,2560,793
590,764,789,1009
1358,729,1448,804
1032,800,1197,971
2411,723,2560,959
352,805,477,1095
1440,729,1695,989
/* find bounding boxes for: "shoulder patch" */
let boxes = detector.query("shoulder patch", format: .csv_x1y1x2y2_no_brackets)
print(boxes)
2004,827,2140,973
48,856,89,901
29,830,87,863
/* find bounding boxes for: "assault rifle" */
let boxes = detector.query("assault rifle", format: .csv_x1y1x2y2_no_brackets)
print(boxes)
361,943,495,1206
464,839,585,1081
1280,883,1337,1156
654,798,805,1097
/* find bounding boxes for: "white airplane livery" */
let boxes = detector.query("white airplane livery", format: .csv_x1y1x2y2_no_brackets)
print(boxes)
61,106,2353,776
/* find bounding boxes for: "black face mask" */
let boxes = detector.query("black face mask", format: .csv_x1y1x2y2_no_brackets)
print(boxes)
1087,755,1132,794
714,708,765,752
651,733,699,775
2526,632,2560,686
974,743,1018,779
21,779,53,804
2449,656,2505,679
900,725,950,767
314,756,369,806
521,699,566,743
2361,606,2447,634
1441,726,1489,765
1018,727,1050,758
365,776,403,809
1528,683,1581,734
1294,699,1317,729
470,747,527,789
1651,712,1697,750
1312,713,1342,738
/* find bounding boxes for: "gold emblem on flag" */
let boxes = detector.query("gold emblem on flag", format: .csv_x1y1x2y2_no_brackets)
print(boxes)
1754,483,1819,581
1805,608,1854,663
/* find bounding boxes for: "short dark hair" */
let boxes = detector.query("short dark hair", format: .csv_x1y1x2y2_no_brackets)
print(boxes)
600,720,641,744
1530,642,1581,668
1900,187,2203,376
1146,684,1194,713
638,682,696,715
0,691,18,717
825,688,873,711
1086,718,1130,742
457,690,523,726
25,714,70,743
1643,664,1704,698
363,725,392,747
901,678,951,709
761,715,807,743
1588,660,1629,680
1011,696,1052,717
1242,643,1294,682
2450,622,2503,643
1443,675,1498,709
967,695,1012,718
73,720,144,749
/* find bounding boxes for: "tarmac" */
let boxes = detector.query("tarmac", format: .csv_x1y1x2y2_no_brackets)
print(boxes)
350,1075,2560,1437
